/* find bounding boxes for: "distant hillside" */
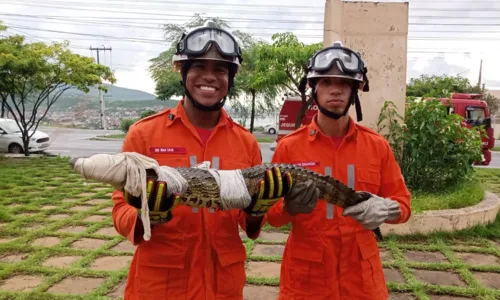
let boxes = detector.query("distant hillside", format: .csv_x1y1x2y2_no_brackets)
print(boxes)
63,84,157,101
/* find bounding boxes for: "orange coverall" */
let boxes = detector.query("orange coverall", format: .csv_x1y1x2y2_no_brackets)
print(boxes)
112,100,265,300
267,116,411,300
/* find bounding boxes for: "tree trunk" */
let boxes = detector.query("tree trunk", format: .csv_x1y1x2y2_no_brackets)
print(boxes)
249,90,256,133
22,132,30,157
294,92,313,129
1,98,5,118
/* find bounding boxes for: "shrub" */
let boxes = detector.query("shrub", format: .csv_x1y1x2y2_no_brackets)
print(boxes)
120,118,136,134
140,110,156,119
377,99,484,193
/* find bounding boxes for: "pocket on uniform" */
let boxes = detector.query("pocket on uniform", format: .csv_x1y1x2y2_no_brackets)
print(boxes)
213,236,247,297
135,244,189,298
356,168,381,192
288,240,327,291
214,235,247,267
358,235,384,293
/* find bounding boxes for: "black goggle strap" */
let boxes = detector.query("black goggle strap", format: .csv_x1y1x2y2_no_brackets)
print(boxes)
362,67,370,92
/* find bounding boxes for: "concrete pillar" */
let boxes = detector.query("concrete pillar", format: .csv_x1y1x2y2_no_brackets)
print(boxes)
323,0,343,47
323,1,409,129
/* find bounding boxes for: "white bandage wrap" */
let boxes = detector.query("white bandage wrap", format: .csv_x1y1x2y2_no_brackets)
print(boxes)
196,161,252,210
71,154,252,242
72,152,188,241
207,169,252,210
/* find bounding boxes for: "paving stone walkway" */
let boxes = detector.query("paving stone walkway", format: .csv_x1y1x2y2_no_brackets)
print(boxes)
0,158,499,299
1,190,499,300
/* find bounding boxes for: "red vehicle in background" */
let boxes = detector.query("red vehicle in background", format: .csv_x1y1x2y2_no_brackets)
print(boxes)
270,95,318,151
439,93,495,165
271,93,494,166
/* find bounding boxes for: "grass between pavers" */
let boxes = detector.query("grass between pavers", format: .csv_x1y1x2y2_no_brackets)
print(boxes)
492,146,499,152
1,157,500,300
0,156,130,299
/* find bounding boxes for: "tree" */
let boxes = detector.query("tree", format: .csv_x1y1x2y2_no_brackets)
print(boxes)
150,13,279,133
0,29,115,156
253,33,322,129
406,74,482,98
481,92,500,115
231,40,279,133
140,109,157,119
406,74,500,115
0,21,6,118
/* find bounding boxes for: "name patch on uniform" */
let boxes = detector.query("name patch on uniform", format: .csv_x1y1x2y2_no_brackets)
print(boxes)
149,147,186,154
293,161,320,167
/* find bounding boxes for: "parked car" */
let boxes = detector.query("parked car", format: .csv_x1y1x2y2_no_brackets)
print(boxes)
263,123,277,134
0,118,52,154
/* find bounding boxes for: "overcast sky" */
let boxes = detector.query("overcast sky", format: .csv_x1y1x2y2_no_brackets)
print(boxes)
1,0,499,95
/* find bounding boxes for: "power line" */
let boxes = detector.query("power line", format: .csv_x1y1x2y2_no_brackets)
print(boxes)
3,15,500,30
2,13,499,27
4,1,500,20
6,27,497,57
7,0,500,12
8,24,500,40
2,12,500,21
8,0,326,10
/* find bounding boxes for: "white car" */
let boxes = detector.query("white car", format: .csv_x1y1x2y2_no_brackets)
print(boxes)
0,118,52,154
263,124,277,134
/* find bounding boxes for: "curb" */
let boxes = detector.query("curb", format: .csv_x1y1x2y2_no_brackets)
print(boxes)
380,191,500,235
0,153,59,158
89,137,124,141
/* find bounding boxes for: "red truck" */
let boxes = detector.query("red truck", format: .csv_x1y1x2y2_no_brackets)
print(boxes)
271,93,494,165
438,93,495,165
270,95,318,151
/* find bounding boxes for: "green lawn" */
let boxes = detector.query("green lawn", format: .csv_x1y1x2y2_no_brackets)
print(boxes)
94,134,126,140
0,157,499,299
492,147,500,152
411,177,485,214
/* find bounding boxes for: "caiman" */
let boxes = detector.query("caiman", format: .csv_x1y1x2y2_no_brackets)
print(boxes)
69,153,384,241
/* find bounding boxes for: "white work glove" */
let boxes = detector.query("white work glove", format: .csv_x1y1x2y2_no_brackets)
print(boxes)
342,192,401,230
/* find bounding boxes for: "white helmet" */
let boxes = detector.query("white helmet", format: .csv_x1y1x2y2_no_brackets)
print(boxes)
172,20,242,72
306,41,370,122
306,41,368,91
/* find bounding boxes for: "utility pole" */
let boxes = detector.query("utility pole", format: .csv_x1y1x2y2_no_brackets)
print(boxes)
478,58,483,89
90,45,112,130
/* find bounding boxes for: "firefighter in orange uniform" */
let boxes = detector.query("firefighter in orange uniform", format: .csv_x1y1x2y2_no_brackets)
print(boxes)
267,41,412,299
111,21,298,300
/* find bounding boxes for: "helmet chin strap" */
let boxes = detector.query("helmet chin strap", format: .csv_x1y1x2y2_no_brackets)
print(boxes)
311,81,363,122
180,60,236,112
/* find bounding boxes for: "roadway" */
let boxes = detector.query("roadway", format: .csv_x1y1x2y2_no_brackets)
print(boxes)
39,127,500,168
39,127,276,163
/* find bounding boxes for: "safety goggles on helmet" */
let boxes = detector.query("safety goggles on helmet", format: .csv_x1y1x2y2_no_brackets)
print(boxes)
176,24,242,63
307,42,365,75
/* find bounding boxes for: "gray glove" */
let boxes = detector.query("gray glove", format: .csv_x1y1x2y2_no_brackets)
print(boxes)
283,179,320,216
342,192,401,230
